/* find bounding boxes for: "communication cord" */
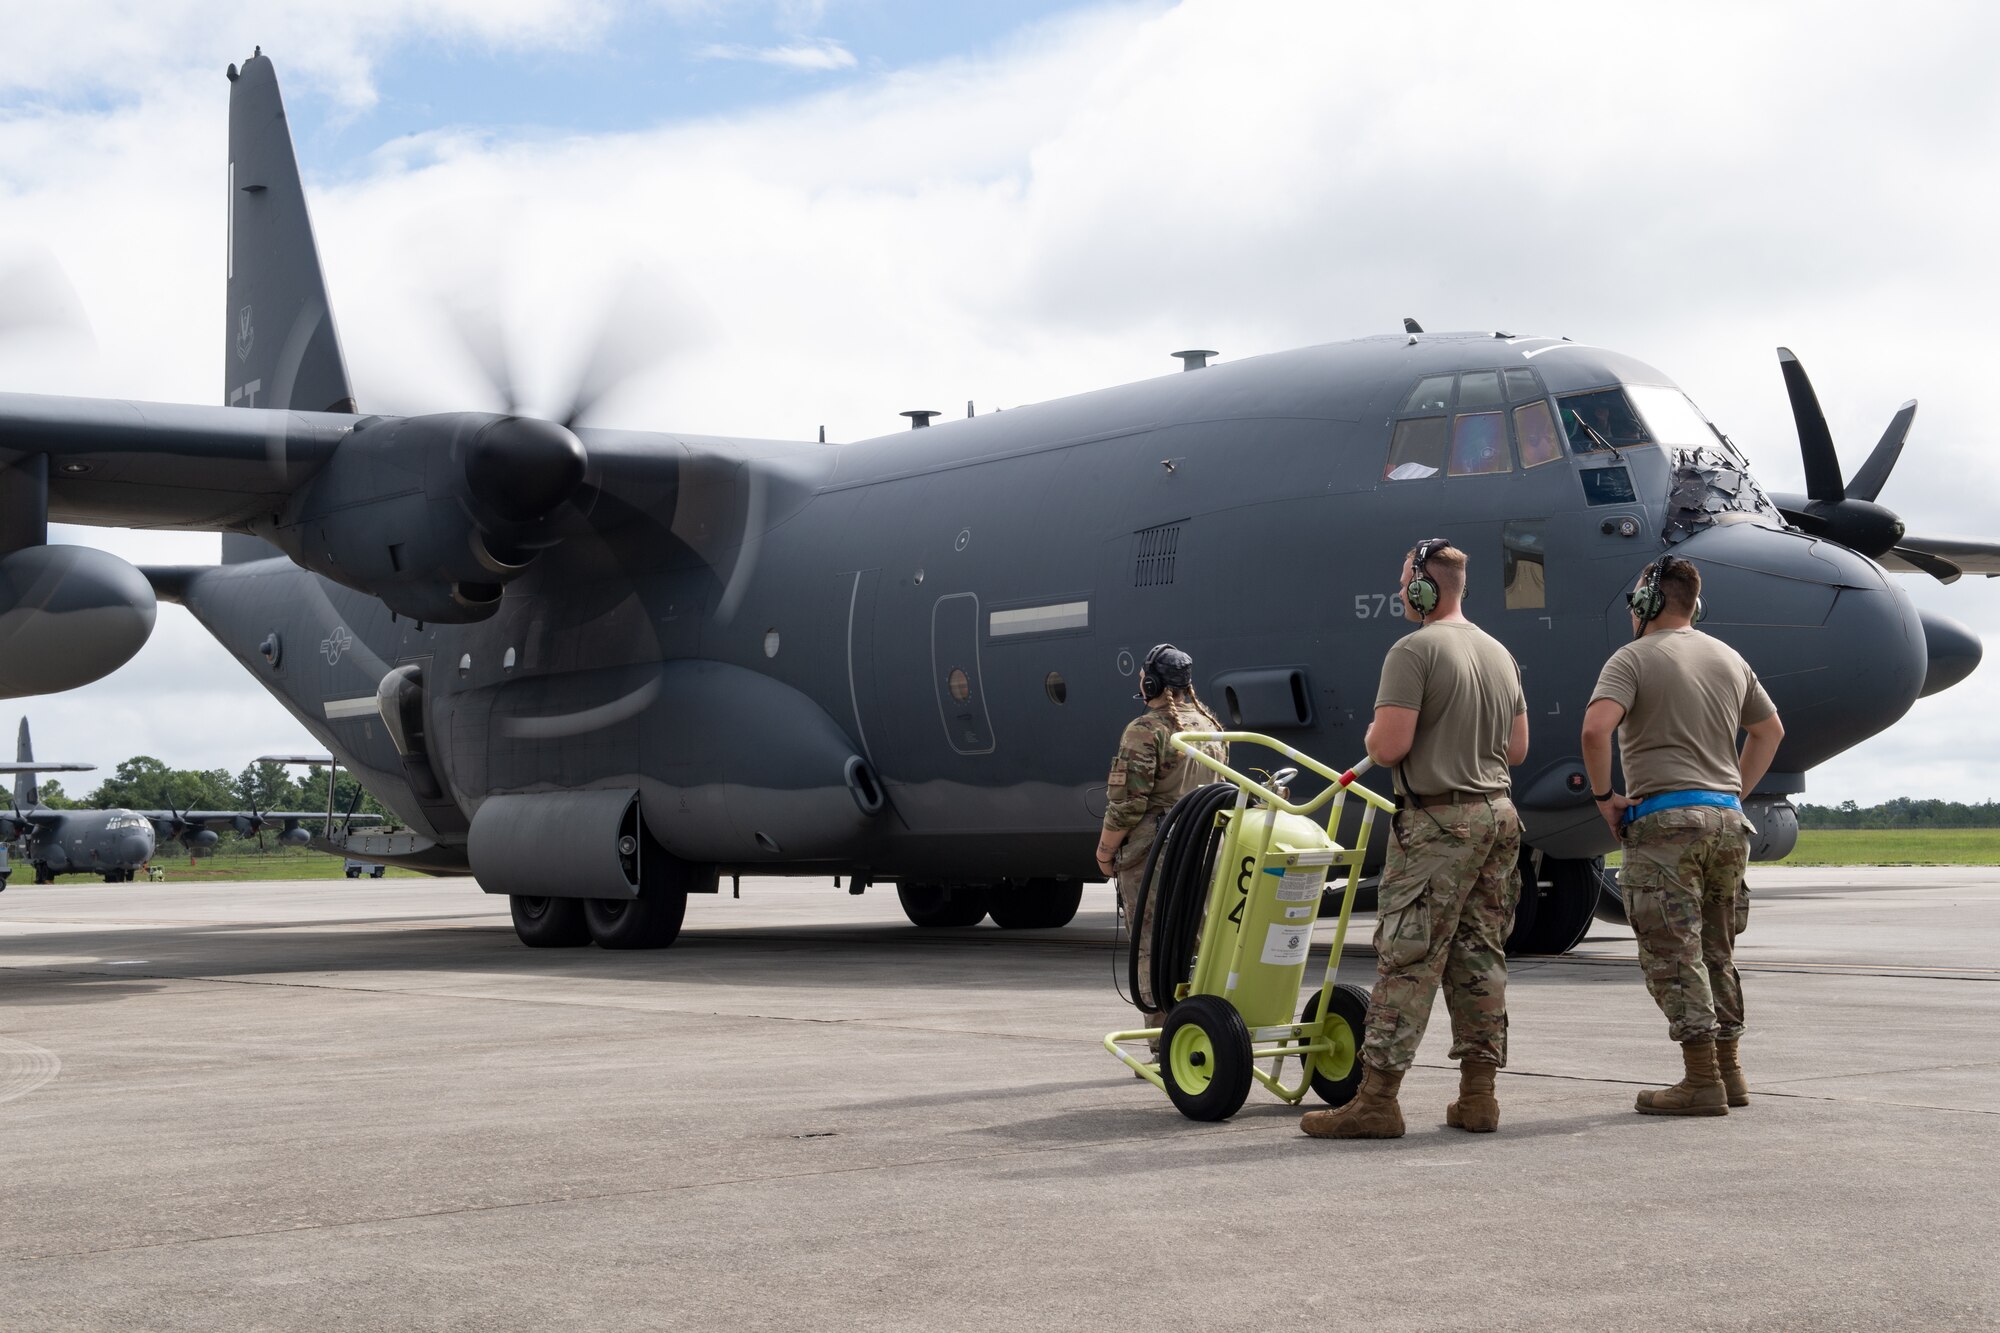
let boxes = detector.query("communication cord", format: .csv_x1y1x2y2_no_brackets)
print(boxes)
1128,782,1238,1015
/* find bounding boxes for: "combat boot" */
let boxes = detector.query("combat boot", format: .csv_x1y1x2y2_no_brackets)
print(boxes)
1445,1059,1500,1132
1715,1038,1748,1107
1635,1039,1728,1116
1300,1064,1405,1139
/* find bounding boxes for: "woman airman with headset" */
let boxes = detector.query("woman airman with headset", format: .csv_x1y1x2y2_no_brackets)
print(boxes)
1096,644,1229,1028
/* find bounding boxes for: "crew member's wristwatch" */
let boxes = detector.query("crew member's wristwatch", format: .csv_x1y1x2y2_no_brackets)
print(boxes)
1593,790,1616,802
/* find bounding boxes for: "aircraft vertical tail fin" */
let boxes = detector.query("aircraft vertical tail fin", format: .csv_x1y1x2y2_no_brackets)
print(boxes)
15,717,36,809
223,49,355,564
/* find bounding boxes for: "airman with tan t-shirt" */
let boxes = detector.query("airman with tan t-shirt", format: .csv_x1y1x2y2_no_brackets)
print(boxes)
1583,555,1784,1120
1302,538,1529,1143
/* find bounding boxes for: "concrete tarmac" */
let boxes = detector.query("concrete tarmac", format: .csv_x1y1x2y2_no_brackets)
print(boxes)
1,867,1995,1329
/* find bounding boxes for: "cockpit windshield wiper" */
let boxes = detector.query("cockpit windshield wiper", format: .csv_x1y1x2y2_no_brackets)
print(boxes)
1566,408,1625,462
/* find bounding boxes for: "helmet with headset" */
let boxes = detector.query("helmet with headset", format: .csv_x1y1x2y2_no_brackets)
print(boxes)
1140,643,1195,701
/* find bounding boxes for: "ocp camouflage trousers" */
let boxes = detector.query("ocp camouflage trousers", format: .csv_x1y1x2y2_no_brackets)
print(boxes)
1620,805,1750,1044
1363,797,1522,1072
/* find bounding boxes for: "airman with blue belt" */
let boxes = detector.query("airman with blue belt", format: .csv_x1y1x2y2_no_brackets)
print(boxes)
1582,555,1785,1116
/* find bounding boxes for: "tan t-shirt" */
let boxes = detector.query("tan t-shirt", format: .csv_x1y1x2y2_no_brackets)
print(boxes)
1590,628,1776,800
1374,621,1526,797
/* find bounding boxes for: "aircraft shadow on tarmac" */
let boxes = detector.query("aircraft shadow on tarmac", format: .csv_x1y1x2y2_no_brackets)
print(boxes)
0,905,1634,1001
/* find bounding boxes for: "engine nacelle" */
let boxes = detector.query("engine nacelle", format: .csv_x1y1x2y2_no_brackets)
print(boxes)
0,544,155,697
1744,798,1799,862
253,412,586,624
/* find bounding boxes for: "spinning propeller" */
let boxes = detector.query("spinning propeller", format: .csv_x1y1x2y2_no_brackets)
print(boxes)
1768,348,2000,583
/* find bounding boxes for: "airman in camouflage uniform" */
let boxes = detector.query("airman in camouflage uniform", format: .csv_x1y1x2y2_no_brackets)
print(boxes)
1364,799,1522,1072
1303,539,1529,1141
1583,555,1784,1116
1097,645,1227,1029
1620,806,1751,1048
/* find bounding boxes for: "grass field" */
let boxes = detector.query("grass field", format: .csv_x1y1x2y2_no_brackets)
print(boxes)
12,850,429,884
1780,828,2000,865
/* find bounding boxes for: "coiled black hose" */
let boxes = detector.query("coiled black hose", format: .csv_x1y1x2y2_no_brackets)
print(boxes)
1128,782,1238,1015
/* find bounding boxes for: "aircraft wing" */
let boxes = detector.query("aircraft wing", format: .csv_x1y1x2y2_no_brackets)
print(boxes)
0,762,93,773
0,392,352,529
1879,536,2000,583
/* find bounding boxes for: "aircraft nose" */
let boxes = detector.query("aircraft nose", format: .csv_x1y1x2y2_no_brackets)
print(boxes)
1649,525,1927,773
1918,609,1982,697
121,828,155,865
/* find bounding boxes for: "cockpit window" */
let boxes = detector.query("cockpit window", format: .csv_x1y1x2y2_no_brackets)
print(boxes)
1386,417,1449,480
1625,384,1721,448
1448,412,1511,475
1456,371,1504,409
1559,388,1651,452
1402,376,1454,413
1514,400,1562,467
1387,367,1549,480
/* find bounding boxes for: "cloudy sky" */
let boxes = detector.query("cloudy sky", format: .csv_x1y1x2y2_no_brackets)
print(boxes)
2,0,1998,804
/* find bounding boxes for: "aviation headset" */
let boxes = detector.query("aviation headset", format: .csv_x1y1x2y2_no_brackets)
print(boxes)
1140,643,1194,701
1628,555,1706,634
1405,537,1454,619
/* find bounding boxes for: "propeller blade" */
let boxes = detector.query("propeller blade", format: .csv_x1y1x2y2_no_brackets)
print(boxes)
1880,545,1963,584
557,272,686,429
439,294,523,416
1777,348,1845,503
1845,399,1918,503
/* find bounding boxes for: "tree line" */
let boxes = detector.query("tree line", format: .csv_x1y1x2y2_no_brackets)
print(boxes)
33,757,389,824
1797,798,2000,829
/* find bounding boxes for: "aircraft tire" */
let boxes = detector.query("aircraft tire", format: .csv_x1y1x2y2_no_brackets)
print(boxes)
510,895,592,948
896,882,989,928
986,878,1083,930
1506,853,1602,956
1593,865,1629,926
585,889,688,950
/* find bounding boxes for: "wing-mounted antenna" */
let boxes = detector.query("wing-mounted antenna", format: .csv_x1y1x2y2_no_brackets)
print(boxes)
223,49,355,563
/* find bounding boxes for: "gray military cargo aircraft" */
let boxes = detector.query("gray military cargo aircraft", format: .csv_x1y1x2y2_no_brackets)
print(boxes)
0,53,1993,950
0,719,368,883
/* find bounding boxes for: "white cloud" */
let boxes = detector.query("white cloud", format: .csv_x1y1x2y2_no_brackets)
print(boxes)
696,39,857,71
0,0,621,110
4,0,2000,802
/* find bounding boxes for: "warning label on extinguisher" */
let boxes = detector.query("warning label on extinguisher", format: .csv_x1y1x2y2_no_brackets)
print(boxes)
1261,923,1311,966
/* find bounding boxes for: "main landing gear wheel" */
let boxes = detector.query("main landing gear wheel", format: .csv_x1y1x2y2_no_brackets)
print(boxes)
896,882,989,928
1298,983,1372,1107
510,895,592,948
1507,852,1602,956
585,889,688,950
1160,994,1255,1122
1593,864,1628,926
986,878,1083,930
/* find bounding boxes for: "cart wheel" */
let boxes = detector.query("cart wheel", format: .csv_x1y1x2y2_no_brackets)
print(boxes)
1299,983,1372,1107
1160,995,1254,1122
